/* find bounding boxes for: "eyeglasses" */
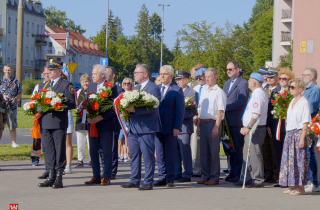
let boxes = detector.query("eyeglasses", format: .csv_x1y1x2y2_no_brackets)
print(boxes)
133,72,144,75
225,68,235,72
123,82,131,85
196,77,203,80
279,77,288,81
302,74,311,77
289,86,296,90
267,76,274,79
43,73,49,76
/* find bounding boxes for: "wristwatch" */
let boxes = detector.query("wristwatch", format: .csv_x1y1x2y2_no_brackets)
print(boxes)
246,126,251,130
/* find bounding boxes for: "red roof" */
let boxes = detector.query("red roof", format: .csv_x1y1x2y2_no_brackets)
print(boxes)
46,24,89,42
49,33,68,40
71,45,105,56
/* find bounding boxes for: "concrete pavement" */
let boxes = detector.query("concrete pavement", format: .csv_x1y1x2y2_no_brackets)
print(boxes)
0,159,319,210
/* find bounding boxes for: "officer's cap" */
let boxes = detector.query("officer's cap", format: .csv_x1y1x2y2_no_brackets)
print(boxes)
266,67,280,78
175,70,190,79
48,59,63,70
258,66,268,75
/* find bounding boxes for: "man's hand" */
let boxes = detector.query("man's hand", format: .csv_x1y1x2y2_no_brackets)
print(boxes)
3,95,9,101
267,127,272,137
90,115,103,124
10,97,16,104
128,106,135,113
193,116,198,125
240,127,250,136
211,125,219,138
196,126,200,137
315,133,320,138
87,118,93,124
173,129,180,137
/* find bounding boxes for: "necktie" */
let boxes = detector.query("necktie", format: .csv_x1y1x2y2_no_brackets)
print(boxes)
161,86,166,101
241,94,252,120
198,86,203,103
50,80,54,87
137,84,142,90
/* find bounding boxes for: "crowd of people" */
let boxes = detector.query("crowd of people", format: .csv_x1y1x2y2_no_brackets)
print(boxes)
0,59,319,195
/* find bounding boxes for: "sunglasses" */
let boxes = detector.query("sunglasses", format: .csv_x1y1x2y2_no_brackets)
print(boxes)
289,86,296,90
279,77,288,81
123,83,131,85
225,68,235,72
196,77,204,80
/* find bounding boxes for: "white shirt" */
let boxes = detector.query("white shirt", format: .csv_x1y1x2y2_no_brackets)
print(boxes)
140,79,150,90
161,82,171,97
242,87,268,127
51,76,61,87
193,84,208,93
286,96,311,131
31,81,46,96
97,81,105,92
262,82,268,90
228,77,238,92
198,84,226,120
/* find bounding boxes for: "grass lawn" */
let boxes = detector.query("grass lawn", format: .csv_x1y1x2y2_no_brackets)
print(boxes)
0,143,226,161
22,95,31,99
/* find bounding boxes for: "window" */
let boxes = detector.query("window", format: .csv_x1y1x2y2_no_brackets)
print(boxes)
26,22,30,35
26,47,28,61
79,55,82,65
32,23,34,34
8,16,11,33
14,46,17,60
30,48,34,61
37,24,39,34
7,44,11,61
57,58,61,61
0,15,2,28
30,73,32,79
24,72,28,80
47,42,53,53
89,57,92,66
15,19,17,33
41,25,44,34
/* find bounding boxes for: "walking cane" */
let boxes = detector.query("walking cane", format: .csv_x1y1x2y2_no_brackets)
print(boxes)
242,118,260,189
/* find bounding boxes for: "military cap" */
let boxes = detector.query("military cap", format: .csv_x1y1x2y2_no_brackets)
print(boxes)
266,67,280,77
258,66,268,75
48,59,63,70
250,73,264,83
175,70,191,79
194,68,206,77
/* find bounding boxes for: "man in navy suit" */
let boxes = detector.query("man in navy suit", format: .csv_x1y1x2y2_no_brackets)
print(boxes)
121,64,161,190
222,61,249,182
174,70,198,182
84,64,118,186
154,65,185,187
98,66,125,180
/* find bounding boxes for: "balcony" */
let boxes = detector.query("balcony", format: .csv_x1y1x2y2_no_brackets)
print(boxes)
282,9,292,19
33,34,48,46
281,31,291,46
35,59,47,70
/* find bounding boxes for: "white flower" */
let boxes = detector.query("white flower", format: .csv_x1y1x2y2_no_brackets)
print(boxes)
45,91,57,99
50,96,62,106
89,94,98,99
120,99,129,108
97,86,107,93
23,102,30,111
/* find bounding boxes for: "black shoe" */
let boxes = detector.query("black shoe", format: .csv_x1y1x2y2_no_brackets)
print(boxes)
280,185,288,188
38,169,56,187
264,177,273,182
268,178,278,183
138,184,153,190
234,180,252,186
153,179,166,186
192,174,202,177
248,182,264,188
274,184,281,187
121,182,139,188
38,171,49,179
166,181,174,188
229,176,240,183
225,174,233,181
74,161,84,168
111,175,116,180
52,170,64,189
175,177,182,181
223,169,229,173
178,177,191,182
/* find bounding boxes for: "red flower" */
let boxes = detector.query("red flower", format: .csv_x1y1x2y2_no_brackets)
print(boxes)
41,89,49,93
34,94,41,100
105,82,113,87
278,94,281,97
119,93,124,100
283,103,286,106
30,96,35,100
114,98,120,106
227,143,232,148
191,101,194,105
91,102,99,110
54,102,62,110
129,90,133,92
82,100,88,107
79,109,83,117
100,92,108,98
87,91,95,96
44,98,51,105
271,99,277,104
29,103,35,109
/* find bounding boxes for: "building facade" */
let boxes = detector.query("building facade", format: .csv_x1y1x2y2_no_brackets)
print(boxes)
0,0,46,79
45,24,105,83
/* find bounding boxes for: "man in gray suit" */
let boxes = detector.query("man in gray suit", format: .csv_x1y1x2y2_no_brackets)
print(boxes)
174,70,198,182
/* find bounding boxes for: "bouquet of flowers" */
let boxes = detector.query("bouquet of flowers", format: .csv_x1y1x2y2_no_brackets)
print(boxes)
23,101,37,116
270,90,294,119
76,82,114,137
308,114,320,135
185,95,197,112
114,90,159,122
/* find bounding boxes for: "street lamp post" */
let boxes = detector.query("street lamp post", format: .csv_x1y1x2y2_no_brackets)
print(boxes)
157,4,170,68
105,0,109,58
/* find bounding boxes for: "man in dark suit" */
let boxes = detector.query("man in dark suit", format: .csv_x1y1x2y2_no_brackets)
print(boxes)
84,64,118,186
98,66,124,180
121,64,161,190
222,60,249,182
38,59,76,189
174,70,198,182
154,65,185,187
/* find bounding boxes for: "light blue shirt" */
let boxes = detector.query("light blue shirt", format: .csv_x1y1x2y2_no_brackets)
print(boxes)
228,77,238,92
303,82,320,116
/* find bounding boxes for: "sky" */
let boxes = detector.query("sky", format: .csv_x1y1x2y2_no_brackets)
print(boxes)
40,0,257,49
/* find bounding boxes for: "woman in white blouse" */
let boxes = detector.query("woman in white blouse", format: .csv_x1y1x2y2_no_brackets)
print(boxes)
279,78,311,195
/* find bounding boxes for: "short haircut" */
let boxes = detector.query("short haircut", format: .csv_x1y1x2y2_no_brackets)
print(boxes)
305,67,318,80
279,68,295,81
206,68,218,76
105,66,116,75
289,78,306,90
93,64,109,79
160,65,174,75
136,64,150,74
4,64,12,69
80,74,91,83
43,65,48,71
227,60,240,69
194,64,205,71
121,77,133,89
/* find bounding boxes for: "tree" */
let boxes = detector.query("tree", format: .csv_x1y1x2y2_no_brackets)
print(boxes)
249,0,274,25
149,13,162,41
44,6,86,34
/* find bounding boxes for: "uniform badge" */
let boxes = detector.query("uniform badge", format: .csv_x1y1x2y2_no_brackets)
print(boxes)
253,102,258,108
69,85,74,94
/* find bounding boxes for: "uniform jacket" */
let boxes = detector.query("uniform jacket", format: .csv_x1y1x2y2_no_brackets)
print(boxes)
87,81,118,132
158,83,185,134
223,76,249,127
40,78,76,129
181,86,198,134
129,80,162,134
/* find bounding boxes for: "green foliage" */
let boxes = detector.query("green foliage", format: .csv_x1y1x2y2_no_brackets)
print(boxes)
21,78,42,95
271,90,293,119
249,0,274,25
279,41,293,70
44,6,86,34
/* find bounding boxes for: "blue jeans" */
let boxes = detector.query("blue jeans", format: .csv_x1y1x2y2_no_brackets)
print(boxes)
307,139,319,187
